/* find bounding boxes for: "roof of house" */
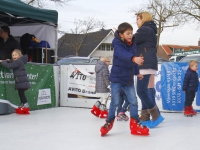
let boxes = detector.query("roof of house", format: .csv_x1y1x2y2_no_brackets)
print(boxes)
189,46,200,49
161,44,200,55
57,29,113,57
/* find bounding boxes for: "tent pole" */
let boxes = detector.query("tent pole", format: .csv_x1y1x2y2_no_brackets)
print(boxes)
55,26,58,63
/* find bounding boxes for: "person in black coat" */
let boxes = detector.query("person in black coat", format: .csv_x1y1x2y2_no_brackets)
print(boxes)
134,12,164,128
182,60,199,116
0,26,21,60
0,49,31,111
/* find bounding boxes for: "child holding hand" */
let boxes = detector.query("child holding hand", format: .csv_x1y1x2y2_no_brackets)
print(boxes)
0,49,31,114
100,22,149,136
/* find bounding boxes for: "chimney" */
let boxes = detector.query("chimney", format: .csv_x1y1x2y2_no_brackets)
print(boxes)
199,38,200,46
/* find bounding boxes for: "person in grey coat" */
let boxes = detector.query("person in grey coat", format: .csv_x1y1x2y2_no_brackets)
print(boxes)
0,49,31,110
91,57,110,118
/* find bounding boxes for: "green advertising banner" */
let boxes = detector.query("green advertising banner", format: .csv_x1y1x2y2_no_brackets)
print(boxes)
0,63,56,110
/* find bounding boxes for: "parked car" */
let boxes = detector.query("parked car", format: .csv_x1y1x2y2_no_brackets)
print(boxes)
179,54,200,62
157,57,169,63
55,56,100,65
169,55,186,62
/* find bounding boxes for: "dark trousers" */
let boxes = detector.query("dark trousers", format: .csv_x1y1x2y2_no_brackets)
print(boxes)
147,88,160,114
117,94,129,114
185,91,195,106
137,75,154,110
18,89,28,104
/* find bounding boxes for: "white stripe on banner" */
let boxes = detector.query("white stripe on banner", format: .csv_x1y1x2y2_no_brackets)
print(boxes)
0,99,18,108
69,64,95,77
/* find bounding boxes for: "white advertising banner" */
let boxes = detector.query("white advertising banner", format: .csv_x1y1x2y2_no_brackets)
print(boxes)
67,64,98,97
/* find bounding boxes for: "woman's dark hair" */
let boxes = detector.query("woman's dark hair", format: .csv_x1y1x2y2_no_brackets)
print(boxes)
117,22,133,34
1,26,10,35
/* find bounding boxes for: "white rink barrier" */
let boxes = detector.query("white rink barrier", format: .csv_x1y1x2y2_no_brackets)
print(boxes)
59,64,165,111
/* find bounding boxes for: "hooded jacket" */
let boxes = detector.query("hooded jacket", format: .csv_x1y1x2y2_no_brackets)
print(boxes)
95,60,110,93
109,31,139,85
1,54,31,90
182,68,199,92
0,35,21,60
134,21,158,70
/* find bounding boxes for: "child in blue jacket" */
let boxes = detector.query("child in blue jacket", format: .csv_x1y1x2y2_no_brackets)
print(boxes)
183,60,199,116
100,22,149,136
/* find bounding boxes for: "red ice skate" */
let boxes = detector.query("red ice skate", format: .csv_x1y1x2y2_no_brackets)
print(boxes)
15,103,30,115
99,110,108,118
130,117,149,136
91,101,101,117
189,106,197,115
99,104,108,119
184,106,193,117
15,107,30,115
100,119,114,136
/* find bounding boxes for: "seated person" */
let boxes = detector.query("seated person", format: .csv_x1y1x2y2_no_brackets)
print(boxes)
0,26,21,60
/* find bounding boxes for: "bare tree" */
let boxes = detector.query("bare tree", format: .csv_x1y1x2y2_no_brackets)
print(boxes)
21,0,72,8
130,0,184,49
58,17,105,56
173,0,200,23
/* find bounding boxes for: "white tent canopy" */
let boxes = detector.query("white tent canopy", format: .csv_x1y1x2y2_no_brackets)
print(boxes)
10,24,57,49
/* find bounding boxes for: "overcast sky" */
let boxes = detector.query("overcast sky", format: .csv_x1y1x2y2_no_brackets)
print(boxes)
48,0,200,46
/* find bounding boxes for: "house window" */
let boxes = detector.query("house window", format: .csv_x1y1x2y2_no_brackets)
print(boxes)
106,45,110,51
98,44,113,51
174,49,182,53
111,46,113,51
102,45,105,51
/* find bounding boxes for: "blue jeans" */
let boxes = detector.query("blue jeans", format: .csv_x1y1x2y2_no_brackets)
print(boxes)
107,83,138,121
147,88,160,113
137,75,154,110
117,94,129,114
147,88,156,106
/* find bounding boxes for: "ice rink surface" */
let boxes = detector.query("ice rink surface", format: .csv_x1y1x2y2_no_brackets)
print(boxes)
1,107,200,150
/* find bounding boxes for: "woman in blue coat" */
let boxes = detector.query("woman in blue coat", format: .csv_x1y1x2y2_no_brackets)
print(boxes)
135,12,164,128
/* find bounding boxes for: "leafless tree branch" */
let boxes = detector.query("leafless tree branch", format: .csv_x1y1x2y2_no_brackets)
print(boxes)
58,17,105,56
21,0,73,8
173,0,200,22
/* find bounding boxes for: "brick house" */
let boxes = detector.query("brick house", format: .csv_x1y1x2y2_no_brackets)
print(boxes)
158,40,200,60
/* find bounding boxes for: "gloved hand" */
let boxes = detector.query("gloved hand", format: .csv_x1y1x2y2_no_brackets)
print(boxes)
107,85,111,91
